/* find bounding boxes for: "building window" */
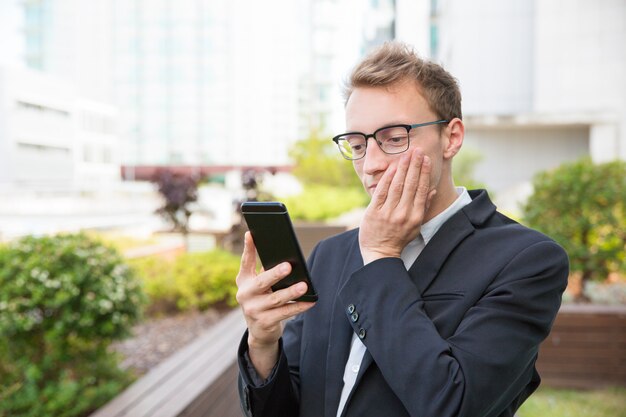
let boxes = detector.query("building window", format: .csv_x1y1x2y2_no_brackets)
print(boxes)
17,142,71,154
15,101,70,118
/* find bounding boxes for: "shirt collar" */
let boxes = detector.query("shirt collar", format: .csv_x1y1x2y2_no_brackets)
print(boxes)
420,186,472,245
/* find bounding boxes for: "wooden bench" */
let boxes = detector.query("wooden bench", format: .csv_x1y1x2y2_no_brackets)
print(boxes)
536,304,626,389
91,309,246,417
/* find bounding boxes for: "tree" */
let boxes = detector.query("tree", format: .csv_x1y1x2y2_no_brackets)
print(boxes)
452,147,487,191
153,170,199,238
289,131,363,189
286,132,369,221
522,158,626,302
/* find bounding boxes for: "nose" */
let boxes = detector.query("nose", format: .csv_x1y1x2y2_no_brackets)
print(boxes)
362,138,389,176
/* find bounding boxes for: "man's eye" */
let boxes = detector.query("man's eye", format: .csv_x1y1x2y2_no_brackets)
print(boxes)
351,143,364,151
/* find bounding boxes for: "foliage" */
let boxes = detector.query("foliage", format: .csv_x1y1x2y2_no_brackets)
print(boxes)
0,234,144,417
130,249,240,314
522,158,626,301
173,250,240,310
128,256,178,314
284,185,369,221
153,170,200,234
84,231,159,252
518,386,626,417
289,132,364,189
452,146,487,190
287,132,369,221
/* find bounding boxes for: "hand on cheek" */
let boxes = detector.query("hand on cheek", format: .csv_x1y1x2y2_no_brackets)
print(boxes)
358,148,437,265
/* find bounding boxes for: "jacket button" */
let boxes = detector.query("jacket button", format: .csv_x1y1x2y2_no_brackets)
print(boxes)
358,328,366,339
347,304,356,314
350,312,359,322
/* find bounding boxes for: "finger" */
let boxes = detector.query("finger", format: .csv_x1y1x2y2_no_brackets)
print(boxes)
260,281,309,310
235,232,256,287
398,148,424,208
254,261,292,292
413,154,432,210
237,232,257,283
425,188,437,213
370,164,397,208
384,152,412,208
262,299,316,324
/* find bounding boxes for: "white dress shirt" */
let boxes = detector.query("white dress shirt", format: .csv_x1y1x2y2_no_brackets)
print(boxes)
335,187,472,416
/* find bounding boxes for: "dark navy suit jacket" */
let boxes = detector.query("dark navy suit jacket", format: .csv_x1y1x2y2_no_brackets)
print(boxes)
238,190,569,417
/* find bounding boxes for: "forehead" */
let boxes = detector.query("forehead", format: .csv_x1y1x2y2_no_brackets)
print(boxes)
345,81,432,132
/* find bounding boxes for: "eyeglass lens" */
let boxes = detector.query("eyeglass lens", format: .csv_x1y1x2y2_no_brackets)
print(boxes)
337,126,409,160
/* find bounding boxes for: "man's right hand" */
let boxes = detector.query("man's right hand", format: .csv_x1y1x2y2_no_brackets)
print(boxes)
236,231,316,379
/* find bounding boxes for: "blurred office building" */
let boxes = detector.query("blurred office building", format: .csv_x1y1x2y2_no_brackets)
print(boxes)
424,0,626,208
111,0,301,168
13,0,302,172
0,66,120,193
2,0,624,208
300,0,396,137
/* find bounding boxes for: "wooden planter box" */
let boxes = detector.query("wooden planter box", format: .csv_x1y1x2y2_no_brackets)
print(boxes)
536,304,626,389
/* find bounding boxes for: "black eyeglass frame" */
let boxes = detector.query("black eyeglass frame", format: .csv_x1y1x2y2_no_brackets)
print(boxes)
332,119,449,160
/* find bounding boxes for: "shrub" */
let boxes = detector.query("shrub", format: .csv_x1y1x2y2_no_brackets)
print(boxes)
173,250,240,310
153,170,199,234
286,133,368,221
283,185,369,221
130,249,240,314
128,256,178,314
0,233,145,417
452,146,487,191
522,158,626,301
289,132,363,189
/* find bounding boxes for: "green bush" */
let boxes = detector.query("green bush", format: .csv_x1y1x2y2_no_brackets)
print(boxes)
452,146,487,191
522,158,626,301
284,185,369,221
128,256,178,314
174,250,240,310
285,133,368,221
0,233,145,417
130,249,240,313
289,133,363,189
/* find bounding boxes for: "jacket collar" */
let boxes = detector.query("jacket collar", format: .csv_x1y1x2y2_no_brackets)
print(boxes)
406,189,495,293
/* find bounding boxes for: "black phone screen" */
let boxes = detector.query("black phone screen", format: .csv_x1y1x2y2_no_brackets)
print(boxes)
241,202,318,302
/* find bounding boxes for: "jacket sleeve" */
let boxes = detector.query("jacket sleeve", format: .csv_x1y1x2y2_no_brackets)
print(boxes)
338,240,568,417
236,243,322,417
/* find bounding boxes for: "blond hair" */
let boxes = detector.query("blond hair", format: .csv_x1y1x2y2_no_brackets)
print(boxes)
344,41,462,121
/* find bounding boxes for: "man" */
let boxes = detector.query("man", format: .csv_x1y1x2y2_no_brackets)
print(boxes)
235,42,568,417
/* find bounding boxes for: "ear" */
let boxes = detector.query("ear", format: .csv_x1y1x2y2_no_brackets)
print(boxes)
442,118,464,160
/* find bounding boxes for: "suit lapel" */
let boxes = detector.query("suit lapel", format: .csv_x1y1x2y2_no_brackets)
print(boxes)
324,235,363,417
408,189,495,294
407,211,475,293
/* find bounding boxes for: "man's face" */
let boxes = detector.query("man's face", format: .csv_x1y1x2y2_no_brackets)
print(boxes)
345,81,447,198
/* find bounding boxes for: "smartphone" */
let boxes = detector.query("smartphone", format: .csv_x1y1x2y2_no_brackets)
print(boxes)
241,201,318,302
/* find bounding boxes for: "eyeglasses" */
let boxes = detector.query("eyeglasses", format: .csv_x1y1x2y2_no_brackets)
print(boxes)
332,120,449,160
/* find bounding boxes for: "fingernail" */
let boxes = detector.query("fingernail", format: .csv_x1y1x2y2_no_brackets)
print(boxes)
296,282,307,293
280,262,290,273
423,155,430,165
